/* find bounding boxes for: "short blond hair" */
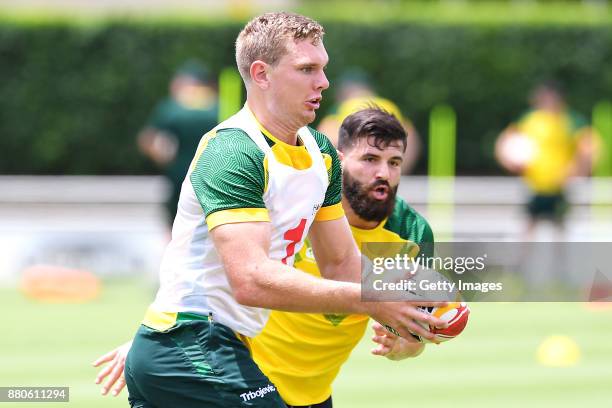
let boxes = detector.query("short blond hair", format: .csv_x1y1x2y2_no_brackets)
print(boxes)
235,12,325,83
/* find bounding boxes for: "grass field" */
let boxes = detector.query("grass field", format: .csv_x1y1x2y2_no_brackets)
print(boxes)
2,279,611,408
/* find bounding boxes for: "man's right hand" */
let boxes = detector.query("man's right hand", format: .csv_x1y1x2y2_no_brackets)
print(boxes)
92,341,132,396
365,301,448,343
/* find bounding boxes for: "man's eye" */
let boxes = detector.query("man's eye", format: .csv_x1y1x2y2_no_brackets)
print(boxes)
301,67,313,73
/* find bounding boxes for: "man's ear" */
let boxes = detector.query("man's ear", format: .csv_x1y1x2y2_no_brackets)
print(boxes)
250,60,269,90
336,149,345,170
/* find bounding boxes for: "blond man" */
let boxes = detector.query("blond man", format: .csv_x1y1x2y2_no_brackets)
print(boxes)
119,13,444,408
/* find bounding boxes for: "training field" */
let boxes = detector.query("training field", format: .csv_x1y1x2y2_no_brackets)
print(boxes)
2,279,611,408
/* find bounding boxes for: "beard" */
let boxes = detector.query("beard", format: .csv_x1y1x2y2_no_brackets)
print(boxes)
343,172,397,223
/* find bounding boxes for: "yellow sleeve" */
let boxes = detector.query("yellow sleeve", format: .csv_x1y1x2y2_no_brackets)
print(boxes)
206,208,270,230
314,202,344,222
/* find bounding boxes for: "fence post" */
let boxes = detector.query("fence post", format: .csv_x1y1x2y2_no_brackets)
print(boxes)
218,67,243,122
428,104,456,241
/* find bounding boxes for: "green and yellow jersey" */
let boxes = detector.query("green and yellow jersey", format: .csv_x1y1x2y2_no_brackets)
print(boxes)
517,109,589,194
189,123,344,229
251,198,433,405
148,106,345,338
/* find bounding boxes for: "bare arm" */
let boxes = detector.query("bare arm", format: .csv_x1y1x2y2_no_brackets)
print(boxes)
308,216,362,283
572,128,601,177
137,127,178,166
211,220,364,314
212,221,447,340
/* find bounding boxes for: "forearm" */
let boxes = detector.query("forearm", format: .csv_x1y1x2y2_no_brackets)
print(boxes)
317,244,362,283
210,221,447,336
309,217,362,283
234,258,366,314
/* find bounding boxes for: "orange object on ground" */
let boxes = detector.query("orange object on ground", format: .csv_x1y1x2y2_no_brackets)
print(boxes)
20,264,101,303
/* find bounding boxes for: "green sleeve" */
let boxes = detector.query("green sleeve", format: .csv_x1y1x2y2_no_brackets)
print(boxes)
385,198,435,258
418,220,435,258
190,129,266,217
310,127,342,207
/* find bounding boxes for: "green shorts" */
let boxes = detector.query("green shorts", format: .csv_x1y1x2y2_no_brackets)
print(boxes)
125,313,287,408
527,193,568,222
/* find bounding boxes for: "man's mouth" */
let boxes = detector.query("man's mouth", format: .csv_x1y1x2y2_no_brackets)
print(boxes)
370,184,389,200
305,97,321,110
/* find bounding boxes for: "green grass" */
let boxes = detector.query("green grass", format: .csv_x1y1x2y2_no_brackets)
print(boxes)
0,279,154,407
334,302,612,408
1,280,611,407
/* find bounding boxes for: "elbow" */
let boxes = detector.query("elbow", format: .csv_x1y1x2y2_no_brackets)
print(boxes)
229,270,264,307
232,284,258,307
225,259,272,308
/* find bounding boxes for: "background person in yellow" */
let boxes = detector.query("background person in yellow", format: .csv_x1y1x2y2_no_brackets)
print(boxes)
93,107,433,408
495,81,599,236
317,69,421,174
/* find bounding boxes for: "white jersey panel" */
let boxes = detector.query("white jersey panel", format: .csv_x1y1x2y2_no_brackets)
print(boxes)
151,106,329,337
262,125,328,266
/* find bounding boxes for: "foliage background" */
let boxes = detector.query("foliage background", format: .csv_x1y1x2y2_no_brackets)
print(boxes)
2,6,611,174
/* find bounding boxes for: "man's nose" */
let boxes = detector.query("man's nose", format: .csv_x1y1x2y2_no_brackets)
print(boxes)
375,163,390,180
316,70,330,91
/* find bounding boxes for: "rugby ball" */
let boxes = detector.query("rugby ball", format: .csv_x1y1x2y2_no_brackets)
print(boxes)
498,132,536,169
415,302,470,343
381,302,470,343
